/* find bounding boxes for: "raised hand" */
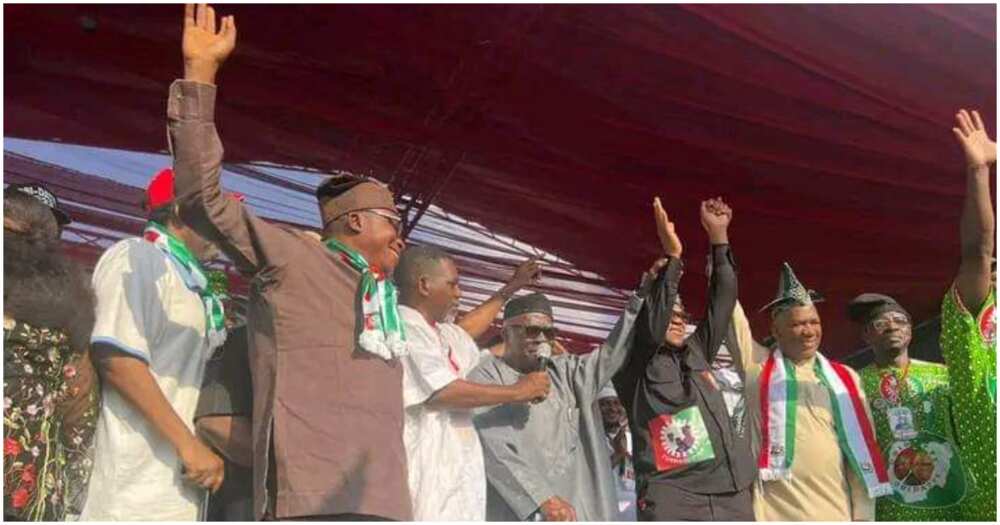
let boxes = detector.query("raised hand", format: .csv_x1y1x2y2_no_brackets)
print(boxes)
700,197,732,245
653,197,682,258
953,109,996,169
183,4,237,84
505,257,543,293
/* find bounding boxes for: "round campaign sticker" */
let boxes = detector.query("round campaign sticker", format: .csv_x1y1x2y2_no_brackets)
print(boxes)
886,434,969,509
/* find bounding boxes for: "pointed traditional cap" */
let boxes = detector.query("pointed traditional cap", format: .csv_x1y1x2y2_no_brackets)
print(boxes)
759,262,824,313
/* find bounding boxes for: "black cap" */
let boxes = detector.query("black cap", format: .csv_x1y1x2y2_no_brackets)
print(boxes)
846,293,910,325
6,183,72,226
503,292,553,320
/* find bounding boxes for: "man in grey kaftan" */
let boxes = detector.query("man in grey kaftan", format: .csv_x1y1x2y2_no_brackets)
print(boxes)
470,290,648,521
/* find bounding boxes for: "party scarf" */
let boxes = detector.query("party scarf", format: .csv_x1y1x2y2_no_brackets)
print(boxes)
759,348,892,498
143,222,227,350
325,238,406,360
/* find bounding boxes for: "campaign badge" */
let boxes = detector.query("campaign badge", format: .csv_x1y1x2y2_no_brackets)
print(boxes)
886,433,969,508
648,406,715,472
887,406,918,440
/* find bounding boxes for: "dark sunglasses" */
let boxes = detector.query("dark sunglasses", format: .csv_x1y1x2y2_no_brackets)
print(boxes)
510,325,558,341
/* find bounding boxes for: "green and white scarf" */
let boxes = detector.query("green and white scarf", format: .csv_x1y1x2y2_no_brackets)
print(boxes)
759,348,892,498
325,238,406,360
143,222,227,350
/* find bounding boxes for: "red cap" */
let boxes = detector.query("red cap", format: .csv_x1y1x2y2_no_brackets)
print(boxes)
145,168,176,211
145,168,246,211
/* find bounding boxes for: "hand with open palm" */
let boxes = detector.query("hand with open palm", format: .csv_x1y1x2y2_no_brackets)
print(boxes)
653,197,682,258
182,4,237,85
953,108,996,170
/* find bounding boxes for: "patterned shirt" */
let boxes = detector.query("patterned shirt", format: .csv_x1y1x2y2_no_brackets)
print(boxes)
940,284,996,521
3,320,99,521
860,359,960,520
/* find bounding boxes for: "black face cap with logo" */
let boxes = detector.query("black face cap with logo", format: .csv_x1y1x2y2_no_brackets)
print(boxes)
5,183,72,226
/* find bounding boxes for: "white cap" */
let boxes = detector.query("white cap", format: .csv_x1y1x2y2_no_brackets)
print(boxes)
597,383,618,400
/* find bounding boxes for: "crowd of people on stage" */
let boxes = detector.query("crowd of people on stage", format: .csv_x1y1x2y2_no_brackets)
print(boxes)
4,4,997,522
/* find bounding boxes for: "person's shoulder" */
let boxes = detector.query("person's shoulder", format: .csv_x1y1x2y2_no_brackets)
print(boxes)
439,321,477,345
94,237,163,273
398,305,426,326
284,227,325,247
468,354,502,383
100,237,149,259
911,358,945,369
910,359,949,379
555,351,581,365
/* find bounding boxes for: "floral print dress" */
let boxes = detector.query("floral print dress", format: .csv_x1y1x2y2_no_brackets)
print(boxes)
3,319,99,520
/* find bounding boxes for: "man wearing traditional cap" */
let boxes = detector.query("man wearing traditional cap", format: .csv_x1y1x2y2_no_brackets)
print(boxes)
613,197,757,521
393,245,551,520
597,384,637,521
848,293,967,520
469,265,655,520
5,182,73,232
170,5,411,519
940,108,996,521
82,168,227,520
748,263,890,521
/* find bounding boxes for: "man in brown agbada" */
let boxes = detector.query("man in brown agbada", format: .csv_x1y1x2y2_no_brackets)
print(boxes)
168,5,411,520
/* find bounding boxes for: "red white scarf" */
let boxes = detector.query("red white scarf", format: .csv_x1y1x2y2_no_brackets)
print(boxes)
758,348,892,498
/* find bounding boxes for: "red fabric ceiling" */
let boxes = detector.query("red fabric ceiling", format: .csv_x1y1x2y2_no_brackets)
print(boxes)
4,4,996,355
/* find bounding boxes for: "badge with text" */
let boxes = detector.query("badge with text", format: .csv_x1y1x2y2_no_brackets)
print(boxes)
648,406,715,472
887,406,918,440
886,433,970,508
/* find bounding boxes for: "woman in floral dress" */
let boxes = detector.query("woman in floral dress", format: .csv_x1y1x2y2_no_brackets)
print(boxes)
3,186,100,521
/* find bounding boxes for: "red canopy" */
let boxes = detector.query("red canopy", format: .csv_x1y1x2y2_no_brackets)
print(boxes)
5,4,996,355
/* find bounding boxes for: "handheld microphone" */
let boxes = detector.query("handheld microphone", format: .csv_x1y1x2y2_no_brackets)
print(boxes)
529,342,553,404
535,341,553,371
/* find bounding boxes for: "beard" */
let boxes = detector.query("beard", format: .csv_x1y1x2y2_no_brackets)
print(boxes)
3,232,95,352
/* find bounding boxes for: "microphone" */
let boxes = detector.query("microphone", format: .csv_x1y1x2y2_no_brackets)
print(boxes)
535,341,553,372
529,342,553,404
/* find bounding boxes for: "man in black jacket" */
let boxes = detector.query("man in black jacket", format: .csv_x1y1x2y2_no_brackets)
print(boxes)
614,197,756,521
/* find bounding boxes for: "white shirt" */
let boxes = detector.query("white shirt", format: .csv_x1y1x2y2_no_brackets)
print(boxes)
606,428,637,521
400,305,488,521
81,238,212,521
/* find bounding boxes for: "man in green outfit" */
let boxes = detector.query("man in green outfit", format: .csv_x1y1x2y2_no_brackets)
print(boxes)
940,108,996,521
850,294,968,520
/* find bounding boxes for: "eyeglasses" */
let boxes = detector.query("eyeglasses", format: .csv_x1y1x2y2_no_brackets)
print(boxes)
508,324,558,341
362,208,403,234
870,313,910,333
